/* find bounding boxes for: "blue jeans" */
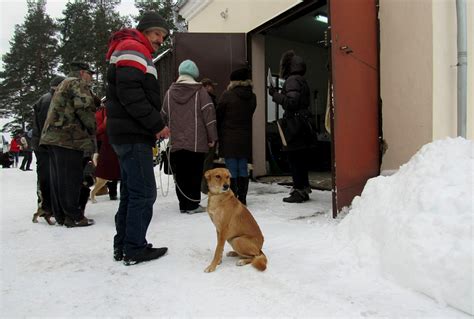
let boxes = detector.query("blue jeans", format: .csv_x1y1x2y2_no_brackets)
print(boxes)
225,158,248,178
112,143,157,257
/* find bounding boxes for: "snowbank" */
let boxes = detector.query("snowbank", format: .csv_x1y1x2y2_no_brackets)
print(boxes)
337,137,473,315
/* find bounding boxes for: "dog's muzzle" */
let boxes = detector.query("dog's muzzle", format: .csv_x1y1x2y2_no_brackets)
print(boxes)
222,184,230,191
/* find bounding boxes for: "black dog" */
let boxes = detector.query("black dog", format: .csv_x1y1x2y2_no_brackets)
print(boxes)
0,152,14,168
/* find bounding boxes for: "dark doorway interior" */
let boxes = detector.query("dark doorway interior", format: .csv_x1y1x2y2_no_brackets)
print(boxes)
256,1,332,190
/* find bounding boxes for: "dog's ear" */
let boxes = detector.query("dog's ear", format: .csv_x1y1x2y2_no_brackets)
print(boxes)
204,170,211,180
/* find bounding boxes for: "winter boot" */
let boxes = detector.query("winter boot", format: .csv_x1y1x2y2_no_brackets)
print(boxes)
283,189,309,203
230,178,238,196
237,176,249,205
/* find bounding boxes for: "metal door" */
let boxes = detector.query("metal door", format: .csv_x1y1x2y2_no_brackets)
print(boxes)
329,0,380,216
173,33,247,97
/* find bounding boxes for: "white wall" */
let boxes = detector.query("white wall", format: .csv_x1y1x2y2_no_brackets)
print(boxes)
182,0,300,33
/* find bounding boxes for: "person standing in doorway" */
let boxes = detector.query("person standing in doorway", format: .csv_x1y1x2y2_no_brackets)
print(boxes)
269,50,312,203
216,68,256,205
106,12,170,265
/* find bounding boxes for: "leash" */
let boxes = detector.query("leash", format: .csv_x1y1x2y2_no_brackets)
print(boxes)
157,140,207,203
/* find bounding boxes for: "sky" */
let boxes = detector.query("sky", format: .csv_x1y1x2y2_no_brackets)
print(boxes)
0,136,472,317
0,0,139,69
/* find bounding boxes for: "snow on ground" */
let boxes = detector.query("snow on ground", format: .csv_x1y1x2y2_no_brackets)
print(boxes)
0,138,472,317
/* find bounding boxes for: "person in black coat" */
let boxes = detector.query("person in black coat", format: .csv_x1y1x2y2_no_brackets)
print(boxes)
217,68,256,205
31,75,65,222
269,50,313,203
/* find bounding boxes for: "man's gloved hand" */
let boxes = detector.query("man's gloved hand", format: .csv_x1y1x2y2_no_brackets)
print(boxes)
92,153,99,167
268,86,276,97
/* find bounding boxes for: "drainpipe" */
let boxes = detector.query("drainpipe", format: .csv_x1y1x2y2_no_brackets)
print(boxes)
456,0,467,138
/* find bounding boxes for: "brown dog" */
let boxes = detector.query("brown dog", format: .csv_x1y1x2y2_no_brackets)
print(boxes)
204,168,267,272
90,177,109,203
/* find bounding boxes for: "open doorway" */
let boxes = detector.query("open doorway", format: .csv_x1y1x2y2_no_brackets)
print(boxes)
253,1,332,191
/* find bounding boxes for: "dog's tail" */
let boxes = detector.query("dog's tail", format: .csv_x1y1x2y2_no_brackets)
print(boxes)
252,251,267,271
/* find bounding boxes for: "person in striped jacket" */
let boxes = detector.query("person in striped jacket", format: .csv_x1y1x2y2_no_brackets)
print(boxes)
105,12,170,266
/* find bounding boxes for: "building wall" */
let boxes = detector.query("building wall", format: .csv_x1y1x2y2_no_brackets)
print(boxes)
379,0,434,170
182,0,473,173
432,0,457,140
466,0,473,140
380,0,473,170
183,0,300,33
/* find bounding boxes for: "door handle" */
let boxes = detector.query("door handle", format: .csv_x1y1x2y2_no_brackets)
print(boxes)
339,45,353,54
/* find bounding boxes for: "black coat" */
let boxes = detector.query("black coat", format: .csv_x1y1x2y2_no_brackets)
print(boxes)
31,90,54,152
106,66,165,146
272,54,313,151
217,80,256,159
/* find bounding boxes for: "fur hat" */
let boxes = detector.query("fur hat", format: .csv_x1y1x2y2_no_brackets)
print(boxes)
178,60,199,79
230,68,250,81
50,75,65,88
137,12,170,38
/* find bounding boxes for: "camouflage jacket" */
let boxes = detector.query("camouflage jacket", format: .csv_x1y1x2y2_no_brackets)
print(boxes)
40,74,97,154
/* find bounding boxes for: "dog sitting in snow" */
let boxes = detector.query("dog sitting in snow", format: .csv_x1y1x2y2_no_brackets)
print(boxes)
204,168,267,272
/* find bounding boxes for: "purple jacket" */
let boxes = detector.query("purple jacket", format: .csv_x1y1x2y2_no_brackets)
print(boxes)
161,78,218,153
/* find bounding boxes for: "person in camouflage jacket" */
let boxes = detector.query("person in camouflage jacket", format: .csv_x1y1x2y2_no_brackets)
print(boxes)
40,61,97,228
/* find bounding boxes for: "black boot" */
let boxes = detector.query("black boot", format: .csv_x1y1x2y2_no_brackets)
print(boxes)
283,189,309,203
237,176,249,205
230,178,238,195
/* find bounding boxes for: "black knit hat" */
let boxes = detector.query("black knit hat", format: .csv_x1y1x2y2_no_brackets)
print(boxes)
230,68,250,81
137,12,170,37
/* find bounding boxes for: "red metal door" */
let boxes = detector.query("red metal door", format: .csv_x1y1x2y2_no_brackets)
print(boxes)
173,33,247,98
329,0,380,216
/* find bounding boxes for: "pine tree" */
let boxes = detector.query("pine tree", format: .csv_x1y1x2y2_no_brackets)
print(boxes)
57,1,94,75
90,0,129,97
0,0,58,135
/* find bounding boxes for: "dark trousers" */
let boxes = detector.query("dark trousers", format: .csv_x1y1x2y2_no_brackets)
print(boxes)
112,143,156,257
107,180,118,198
48,146,84,223
170,150,205,211
287,149,310,190
20,151,32,170
34,150,51,213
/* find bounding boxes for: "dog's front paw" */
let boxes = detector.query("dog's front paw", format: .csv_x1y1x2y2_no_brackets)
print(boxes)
204,264,216,273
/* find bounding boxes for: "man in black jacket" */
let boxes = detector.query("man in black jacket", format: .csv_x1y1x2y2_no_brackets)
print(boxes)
31,75,65,224
106,12,170,265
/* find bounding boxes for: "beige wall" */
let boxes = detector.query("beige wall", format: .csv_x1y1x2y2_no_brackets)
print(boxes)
433,0,457,140
182,0,300,33
380,0,473,170
467,0,473,140
433,0,473,141
380,0,434,170
251,34,267,176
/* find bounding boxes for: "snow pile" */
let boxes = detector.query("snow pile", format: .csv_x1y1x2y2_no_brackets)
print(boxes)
337,137,473,315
